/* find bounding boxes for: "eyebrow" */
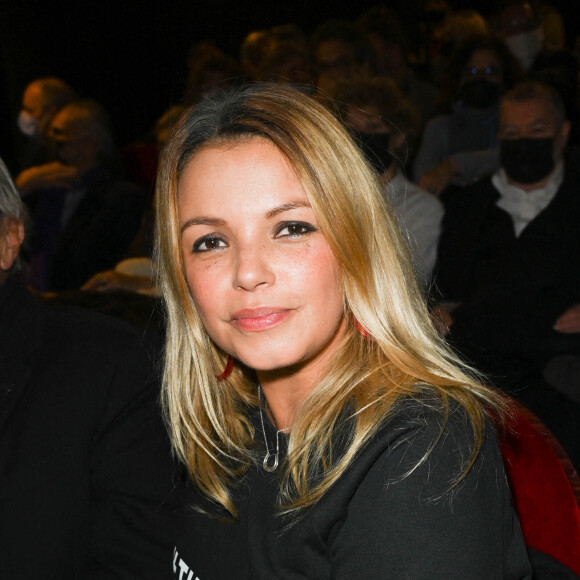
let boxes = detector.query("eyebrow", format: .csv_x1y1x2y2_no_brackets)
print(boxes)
266,200,311,218
180,200,312,235
180,216,225,235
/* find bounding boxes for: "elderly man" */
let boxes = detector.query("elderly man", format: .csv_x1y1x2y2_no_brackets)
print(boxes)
435,80,580,467
0,158,178,577
23,99,147,290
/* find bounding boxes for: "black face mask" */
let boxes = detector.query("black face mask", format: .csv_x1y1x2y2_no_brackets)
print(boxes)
354,131,394,174
459,78,501,109
500,137,555,184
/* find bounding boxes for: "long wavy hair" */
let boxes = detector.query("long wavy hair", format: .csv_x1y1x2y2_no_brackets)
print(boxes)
155,83,504,518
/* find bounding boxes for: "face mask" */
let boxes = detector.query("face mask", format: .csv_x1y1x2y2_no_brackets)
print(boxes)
17,110,39,138
504,26,544,71
354,131,394,174
459,78,501,109
500,137,554,184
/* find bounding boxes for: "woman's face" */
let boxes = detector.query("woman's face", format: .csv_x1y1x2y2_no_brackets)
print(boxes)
178,138,346,381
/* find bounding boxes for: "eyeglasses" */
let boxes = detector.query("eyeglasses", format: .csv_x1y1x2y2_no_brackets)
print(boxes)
463,65,502,78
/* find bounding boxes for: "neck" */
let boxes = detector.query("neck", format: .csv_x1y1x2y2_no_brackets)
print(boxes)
257,315,347,429
257,369,316,430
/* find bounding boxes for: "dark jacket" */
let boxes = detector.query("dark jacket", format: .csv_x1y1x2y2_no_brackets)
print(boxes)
0,277,178,579
26,166,148,291
436,168,580,378
173,398,532,579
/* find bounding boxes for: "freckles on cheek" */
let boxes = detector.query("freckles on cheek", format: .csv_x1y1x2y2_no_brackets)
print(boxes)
184,258,228,329
185,264,214,306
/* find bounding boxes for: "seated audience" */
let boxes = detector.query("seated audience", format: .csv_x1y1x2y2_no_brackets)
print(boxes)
184,47,244,105
15,77,77,174
312,19,374,96
0,158,178,578
240,30,275,80
434,80,580,468
357,6,440,131
493,0,546,71
22,99,148,291
429,9,490,90
333,76,443,288
414,38,521,196
256,38,315,92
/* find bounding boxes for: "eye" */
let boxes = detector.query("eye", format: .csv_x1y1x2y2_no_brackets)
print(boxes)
500,128,518,139
192,235,227,253
274,221,318,238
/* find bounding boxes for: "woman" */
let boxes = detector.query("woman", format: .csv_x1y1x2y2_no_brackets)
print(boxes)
156,84,531,578
413,38,521,196
332,75,443,288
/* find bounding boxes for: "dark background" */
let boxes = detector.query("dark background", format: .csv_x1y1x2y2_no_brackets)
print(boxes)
0,0,577,164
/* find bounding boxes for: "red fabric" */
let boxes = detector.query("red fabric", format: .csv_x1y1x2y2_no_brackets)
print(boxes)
500,402,580,574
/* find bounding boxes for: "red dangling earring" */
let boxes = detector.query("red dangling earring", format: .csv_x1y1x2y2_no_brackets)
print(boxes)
215,355,234,381
353,316,372,339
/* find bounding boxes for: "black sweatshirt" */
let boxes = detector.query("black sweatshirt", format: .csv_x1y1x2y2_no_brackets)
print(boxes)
173,398,532,579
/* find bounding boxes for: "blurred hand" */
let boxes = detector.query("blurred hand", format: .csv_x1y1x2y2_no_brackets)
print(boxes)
418,159,455,197
81,269,155,295
554,304,580,334
15,162,81,195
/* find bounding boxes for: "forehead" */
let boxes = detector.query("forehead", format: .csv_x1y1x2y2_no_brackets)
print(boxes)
22,84,43,111
51,108,86,133
178,139,308,211
468,49,501,68
500,96,558,127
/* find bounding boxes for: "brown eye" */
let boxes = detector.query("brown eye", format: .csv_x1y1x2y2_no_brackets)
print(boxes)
274,221,317,238
193,235,227,253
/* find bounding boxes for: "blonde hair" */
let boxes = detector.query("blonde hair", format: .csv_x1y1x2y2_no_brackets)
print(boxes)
155,83,504,517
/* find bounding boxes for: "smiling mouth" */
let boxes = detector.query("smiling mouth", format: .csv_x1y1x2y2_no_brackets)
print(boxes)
231,308,290,331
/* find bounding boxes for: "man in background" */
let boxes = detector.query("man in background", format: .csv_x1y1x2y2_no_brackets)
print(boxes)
0,158,179,578
435,80,580,467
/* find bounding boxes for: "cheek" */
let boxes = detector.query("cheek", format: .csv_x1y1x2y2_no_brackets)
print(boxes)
184,260,227,327
298,246,344,311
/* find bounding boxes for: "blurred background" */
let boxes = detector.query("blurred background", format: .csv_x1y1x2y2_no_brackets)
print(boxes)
0,0,576,161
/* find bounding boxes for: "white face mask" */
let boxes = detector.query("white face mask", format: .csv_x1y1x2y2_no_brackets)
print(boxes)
17,110,39,138
504,26,544,71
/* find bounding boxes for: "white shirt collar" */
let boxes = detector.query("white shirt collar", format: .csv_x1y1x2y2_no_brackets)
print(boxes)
492,162,564,236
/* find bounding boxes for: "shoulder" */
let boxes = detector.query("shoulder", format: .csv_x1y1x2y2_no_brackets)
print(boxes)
39,302,161,400
328,395,494,508
388,175,443,215
324,396,531,577
45,301,157,352
371,396,486,481
422,114,453,135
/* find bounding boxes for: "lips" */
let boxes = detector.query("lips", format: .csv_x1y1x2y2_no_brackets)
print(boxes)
231,307,290,331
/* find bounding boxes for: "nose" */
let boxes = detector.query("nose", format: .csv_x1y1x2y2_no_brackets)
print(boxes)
232,242,275,291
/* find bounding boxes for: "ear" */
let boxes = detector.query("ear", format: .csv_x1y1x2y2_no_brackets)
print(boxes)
0,219,25,272
556,120,571,157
